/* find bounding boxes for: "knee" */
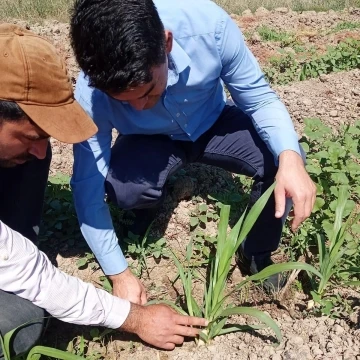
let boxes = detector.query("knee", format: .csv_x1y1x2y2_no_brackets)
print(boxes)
0,292,45,358
105,179,163,210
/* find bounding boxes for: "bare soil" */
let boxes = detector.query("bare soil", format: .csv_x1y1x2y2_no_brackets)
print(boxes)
3,7,360,359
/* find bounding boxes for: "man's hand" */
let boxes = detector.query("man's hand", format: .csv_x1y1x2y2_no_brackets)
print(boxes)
275,150,316,231
120,303,208,350
109,268,147,305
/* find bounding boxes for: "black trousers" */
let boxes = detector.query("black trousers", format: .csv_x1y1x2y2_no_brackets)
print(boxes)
105,105,300,260
0,145,51,358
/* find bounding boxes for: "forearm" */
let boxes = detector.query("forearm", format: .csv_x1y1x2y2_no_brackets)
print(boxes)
0,221,130,328
250,100,301,161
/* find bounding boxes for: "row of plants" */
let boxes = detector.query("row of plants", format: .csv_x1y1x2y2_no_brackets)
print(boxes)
264,38,360,85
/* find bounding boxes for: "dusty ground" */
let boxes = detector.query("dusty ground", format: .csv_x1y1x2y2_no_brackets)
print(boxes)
3,7,360,360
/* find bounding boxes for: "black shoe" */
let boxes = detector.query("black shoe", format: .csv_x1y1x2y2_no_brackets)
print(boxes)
236,248,287,293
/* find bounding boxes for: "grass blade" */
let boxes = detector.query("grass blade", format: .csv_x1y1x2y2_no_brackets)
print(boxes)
27,346,85,360
236,183,276,249
218,306,282,343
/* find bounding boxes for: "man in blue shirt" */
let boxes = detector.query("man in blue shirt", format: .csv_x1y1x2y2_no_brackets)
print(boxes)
70,0,316,301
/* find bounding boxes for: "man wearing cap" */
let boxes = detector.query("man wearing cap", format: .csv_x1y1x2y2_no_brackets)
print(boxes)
0,24,206,358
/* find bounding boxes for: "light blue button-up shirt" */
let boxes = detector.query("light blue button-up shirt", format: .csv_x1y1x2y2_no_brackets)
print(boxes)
72,0,301,275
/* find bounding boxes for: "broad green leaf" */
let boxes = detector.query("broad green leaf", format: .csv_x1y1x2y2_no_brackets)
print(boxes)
313,197,325,213
190,217,199,227
199,204,208,213
217,307,282,343
343,281,360,287
27,346,85,360
76,258,88,268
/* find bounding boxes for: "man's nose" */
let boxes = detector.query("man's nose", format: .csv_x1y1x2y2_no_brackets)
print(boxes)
28,139,49,160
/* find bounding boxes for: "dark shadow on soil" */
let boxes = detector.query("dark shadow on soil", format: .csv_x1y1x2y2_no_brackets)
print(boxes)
40,163,249,266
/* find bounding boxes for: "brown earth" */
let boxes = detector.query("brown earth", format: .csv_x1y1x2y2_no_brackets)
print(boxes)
2,7,360,360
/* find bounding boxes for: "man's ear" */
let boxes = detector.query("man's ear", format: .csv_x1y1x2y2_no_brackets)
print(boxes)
164,30,173,54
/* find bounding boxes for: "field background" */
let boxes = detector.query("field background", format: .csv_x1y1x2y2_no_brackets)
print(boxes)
1,1,360,360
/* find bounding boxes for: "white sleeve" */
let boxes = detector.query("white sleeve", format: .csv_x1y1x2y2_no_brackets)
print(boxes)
0,221,130,329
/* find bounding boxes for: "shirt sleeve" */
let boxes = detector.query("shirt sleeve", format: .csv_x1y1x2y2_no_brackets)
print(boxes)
71,87,128,275
0,221,130,328
216,12,301,161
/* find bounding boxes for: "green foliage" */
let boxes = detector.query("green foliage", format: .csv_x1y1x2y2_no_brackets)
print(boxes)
299,39,360,80
0,320,84,360
264,39,360,85
311,187,360,296
155,184,321,344
0,0,72,22
40,174,82,246
257,26,296,47
264,52,299,85
122,224,167,277
330,21,360,33
289,119,360,315
76,252,97,270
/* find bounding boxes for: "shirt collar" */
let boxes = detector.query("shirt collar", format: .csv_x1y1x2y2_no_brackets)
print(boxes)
167,39,191,87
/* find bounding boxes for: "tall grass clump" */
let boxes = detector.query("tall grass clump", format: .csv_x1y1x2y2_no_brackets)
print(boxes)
0,0,73,22
155,183,322,344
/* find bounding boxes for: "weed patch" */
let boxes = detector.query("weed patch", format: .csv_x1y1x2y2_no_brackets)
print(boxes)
264,39,360,85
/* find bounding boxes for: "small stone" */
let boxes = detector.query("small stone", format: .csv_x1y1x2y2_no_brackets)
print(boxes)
272,355,282,360
250,32,262,43
255,7,270,16
344,350,356,360
302,99,313,106
330,110,338,117
248,354,258,360
275,7,288,13
333,324,345,334
319,74,328,82
290,336,304,346
242,9,252,16
312,347,323,356
316,108,325,115
352,88,360,96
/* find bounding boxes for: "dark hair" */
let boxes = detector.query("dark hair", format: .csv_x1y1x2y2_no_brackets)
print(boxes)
70,0,166,93
0,100,27,122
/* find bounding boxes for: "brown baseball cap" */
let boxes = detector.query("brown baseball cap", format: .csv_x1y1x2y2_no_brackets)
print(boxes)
0,24,97,143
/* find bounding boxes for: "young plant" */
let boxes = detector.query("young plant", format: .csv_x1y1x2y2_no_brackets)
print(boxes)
310,185,360,308
0,321,85,360
123,223,167,277
159,183,322,344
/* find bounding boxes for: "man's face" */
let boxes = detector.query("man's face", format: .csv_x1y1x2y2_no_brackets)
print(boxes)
109,62,169,111
108,30,173,111
0,117,49,168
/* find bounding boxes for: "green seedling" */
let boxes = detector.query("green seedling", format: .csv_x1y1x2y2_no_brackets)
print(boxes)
310,186,360,308
0,319,85,360
153,183,322,344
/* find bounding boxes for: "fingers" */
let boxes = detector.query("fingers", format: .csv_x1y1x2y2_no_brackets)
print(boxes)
291,180,316,231
174,325,201,338
169,335,185,345
274,183,286,218
175,314,208,328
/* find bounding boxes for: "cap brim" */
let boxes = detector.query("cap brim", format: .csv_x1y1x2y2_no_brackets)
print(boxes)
18,99,98,144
